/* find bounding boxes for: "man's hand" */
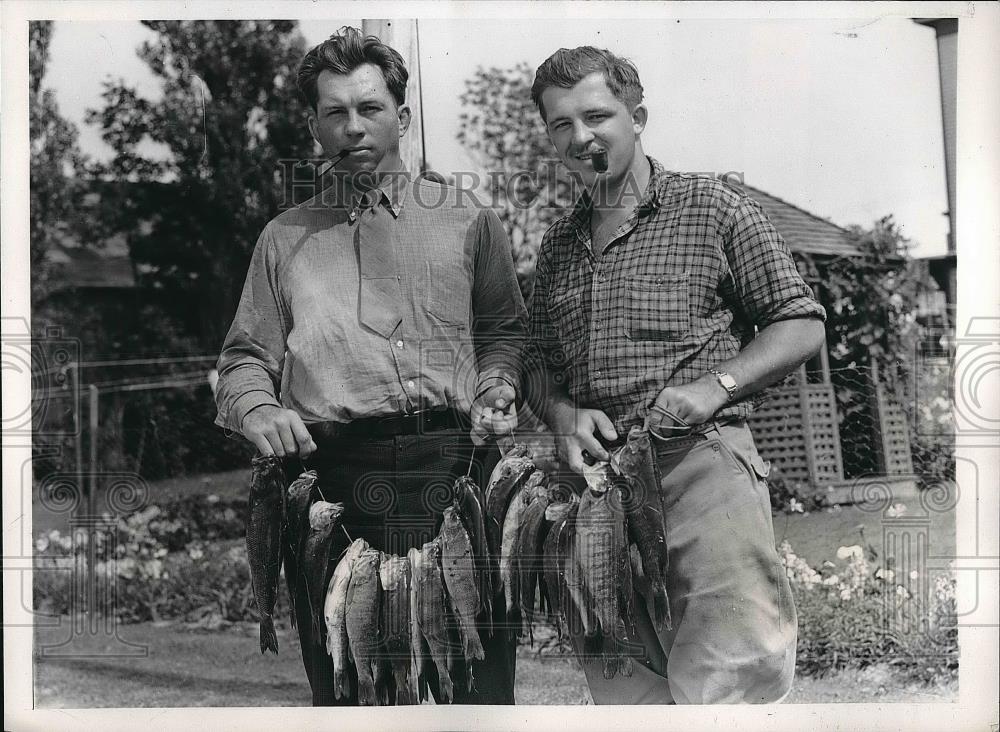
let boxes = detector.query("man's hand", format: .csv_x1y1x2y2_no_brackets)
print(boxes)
649,374,728,433
470,380,518,446
242,405,317,458
549,402,618,474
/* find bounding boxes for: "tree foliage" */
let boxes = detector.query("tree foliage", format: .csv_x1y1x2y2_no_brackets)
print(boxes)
87,20,317,349
812,216,924,384
457,63,575,302
29,21,87,310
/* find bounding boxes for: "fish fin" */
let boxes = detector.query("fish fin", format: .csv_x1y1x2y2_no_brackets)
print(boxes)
259,615,279,655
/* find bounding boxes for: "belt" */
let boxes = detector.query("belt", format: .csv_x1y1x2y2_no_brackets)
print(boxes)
308,408,469,443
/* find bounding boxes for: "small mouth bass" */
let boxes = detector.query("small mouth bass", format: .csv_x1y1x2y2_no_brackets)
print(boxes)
379,553,415,705
324,537,368,700
439,506,485,684
407,547,430,703
415,539,455,703
541,501,574,635
345,547,382,705
453,476,493,636
515,489,553,639
246,454,286,654
484,456,536,545
302,501,345,642
613,428,671,630
576,480,634,680
499,484,530,634
284,470,318,628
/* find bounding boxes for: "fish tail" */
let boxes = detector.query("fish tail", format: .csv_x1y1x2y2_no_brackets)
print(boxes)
259,614,279,655
463,625,486,661
333,669,345,700
439,669,454,703
393,668,411,705
653,585,673,631
357,677,377,706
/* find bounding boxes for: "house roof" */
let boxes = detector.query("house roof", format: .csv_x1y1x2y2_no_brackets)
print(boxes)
46,228,136,291
739,183,862,258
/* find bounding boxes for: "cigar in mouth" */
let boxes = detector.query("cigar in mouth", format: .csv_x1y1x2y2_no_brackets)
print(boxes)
591,150,609,173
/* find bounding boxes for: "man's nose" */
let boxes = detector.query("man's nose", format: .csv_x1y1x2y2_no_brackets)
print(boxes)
571,120,594,149
344,110,364,136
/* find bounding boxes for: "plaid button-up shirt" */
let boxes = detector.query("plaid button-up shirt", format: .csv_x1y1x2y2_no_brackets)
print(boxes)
528,156,826,434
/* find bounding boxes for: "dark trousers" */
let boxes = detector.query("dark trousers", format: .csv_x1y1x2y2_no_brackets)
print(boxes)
283,428,516,706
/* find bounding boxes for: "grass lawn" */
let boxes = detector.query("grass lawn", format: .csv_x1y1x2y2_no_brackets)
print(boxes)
34,619,955,707
30,467,958,707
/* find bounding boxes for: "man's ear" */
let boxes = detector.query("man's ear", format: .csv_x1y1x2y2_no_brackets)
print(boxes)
632,104,648,136
307,113,320,146
397,104,412,138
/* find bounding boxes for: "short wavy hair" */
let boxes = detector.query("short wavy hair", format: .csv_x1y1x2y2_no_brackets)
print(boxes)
531,46,643,121
297,26,408,110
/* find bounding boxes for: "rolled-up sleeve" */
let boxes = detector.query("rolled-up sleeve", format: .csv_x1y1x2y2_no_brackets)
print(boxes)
471,208,529,395
214,225,288,433
722,194,827,328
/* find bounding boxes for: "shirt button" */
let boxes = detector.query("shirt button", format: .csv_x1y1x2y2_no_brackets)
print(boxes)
396,340,404,348
407,380,415,389
594,370,602,378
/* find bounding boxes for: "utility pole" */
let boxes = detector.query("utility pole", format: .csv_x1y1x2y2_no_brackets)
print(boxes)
363,19,426,175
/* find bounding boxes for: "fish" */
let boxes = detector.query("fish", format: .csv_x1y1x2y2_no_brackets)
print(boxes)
576,481,633,679
453,476,493,635
301,501,346,642
407,547,430,703
284,470,319,628
324,537,368,700
541,502,573,634
484,456,537,545
515,490,553,639
484,443,532,489
345,548,382,706
613,428,672,630
562,503,596,641
499,484,530,635
245,454,286,654
379,553,415,705
415,539,455,703
439,506,486,680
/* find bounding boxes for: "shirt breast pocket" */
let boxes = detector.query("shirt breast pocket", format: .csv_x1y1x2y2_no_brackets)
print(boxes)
626,273,690,341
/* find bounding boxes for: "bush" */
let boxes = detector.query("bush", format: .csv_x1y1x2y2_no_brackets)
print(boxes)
32,494,290,625
781,539,958,684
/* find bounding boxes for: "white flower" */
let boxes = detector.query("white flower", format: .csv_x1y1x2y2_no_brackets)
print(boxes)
154,547,168,558
840,588,852,601
910,570,919,580
207,493,220,504
188,546,205,561
837,545,863,561
35,537,49,552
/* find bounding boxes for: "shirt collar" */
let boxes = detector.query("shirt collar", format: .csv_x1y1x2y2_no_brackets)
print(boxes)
325,169,411,218
565,155,670,240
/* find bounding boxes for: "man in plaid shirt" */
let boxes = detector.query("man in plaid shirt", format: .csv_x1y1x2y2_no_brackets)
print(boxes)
525,46,827,704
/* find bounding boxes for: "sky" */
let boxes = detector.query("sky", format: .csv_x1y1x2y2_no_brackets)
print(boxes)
44,16,951,257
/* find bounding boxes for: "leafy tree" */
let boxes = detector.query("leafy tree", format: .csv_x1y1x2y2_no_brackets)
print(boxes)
457,63,575,303
29,21,87,311
87,20,317,349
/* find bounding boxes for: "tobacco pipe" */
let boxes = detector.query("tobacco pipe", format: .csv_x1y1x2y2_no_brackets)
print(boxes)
315,149,350,178
591,149,608,174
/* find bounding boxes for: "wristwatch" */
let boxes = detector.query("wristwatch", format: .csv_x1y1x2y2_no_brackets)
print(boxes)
708,368,738,402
